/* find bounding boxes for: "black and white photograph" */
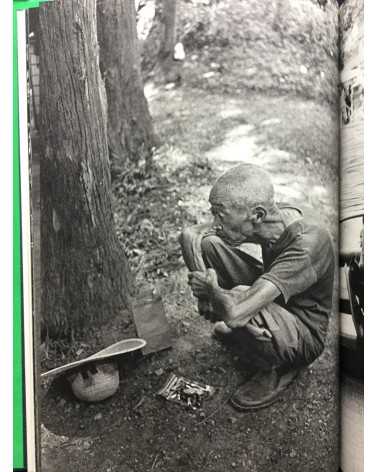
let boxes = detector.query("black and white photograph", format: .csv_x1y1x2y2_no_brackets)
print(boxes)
25,1,343,471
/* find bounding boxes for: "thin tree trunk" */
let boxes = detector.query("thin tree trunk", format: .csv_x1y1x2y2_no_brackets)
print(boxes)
140,0,182,83
38,0,134,339
157,0,181,83
160,1,176,56
97,0,156,172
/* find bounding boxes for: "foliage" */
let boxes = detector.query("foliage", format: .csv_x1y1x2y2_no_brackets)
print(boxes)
141,0,339,104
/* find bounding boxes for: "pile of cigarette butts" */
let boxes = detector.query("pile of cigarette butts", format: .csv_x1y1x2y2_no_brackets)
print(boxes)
158,373,215,410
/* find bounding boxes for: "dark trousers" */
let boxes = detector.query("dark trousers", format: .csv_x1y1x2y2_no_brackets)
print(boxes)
180,225,322,370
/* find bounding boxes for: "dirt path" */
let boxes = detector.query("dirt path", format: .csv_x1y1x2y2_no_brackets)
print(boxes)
148,86,338,233
41,88,339,472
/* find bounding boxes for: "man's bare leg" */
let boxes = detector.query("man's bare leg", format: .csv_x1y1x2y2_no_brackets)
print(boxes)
180,225,262,320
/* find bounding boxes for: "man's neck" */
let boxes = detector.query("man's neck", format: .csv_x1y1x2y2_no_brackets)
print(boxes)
256,207,301,247
260,221,286,246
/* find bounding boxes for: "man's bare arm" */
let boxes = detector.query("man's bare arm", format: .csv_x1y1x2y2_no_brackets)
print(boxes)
211,278,280,328
188,269,280,328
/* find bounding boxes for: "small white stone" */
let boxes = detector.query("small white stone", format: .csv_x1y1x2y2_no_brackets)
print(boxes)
164,82,176,91
174,42,185,61
203,71,216,79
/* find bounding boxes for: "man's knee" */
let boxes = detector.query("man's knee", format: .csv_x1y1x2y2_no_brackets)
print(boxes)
200,233,224,258
179,226,196,249
179,225,209,272
179,224,211,248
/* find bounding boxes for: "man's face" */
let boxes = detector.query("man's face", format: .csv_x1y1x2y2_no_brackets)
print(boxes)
209,201,252,245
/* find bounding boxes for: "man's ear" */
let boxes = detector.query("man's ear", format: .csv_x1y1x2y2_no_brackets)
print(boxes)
251,206,267,223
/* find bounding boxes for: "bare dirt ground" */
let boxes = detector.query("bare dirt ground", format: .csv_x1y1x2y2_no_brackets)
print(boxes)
40,3,340,470
41,87,339,472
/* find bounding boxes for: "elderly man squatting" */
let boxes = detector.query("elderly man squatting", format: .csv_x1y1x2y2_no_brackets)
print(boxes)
180,164,335,411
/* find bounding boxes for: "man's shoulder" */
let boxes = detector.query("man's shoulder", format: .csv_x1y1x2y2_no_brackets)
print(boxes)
278,202,320,223
293,218,334,271
275,203,334,260
278,205,332,253
278,202,325,230
278,203,330,239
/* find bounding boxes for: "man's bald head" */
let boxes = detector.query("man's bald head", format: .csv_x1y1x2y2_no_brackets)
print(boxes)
209,164,275,213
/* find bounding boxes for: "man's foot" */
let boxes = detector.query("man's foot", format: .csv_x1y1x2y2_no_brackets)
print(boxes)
230,367,300,411
212,321,233,341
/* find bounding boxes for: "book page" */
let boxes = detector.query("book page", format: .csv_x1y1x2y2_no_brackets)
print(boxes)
339,1,364,471
24,1,341,470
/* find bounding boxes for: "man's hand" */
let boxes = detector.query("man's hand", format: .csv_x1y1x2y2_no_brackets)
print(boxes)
197,298,217,322
188,269,281,329
188,269,218,299
188,269,235,321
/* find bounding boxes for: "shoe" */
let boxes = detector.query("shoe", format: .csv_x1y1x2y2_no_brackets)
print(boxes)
230,367,300,411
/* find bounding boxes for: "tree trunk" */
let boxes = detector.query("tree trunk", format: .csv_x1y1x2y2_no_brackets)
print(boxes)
158,0,178,80
38,0,135,339
97,0,156,171
140,0,182,84
159,0,176,63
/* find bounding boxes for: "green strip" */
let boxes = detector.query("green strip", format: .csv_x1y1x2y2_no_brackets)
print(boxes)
13,5,25,468
14,0,47,10
13,1,48,468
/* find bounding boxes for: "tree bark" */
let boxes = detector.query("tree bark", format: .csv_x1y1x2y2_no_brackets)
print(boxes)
140,0,182,84
38,0,134,339
155,0,182,83
158,0,178,80
97,0,156,171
